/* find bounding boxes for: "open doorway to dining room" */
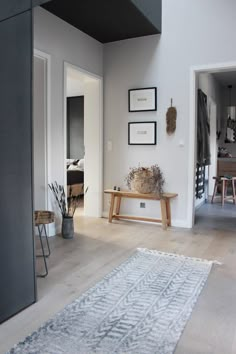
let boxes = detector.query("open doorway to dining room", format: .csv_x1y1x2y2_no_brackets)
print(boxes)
188,62,236,231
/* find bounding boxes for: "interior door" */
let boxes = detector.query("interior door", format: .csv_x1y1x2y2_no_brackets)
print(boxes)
0,0,31,22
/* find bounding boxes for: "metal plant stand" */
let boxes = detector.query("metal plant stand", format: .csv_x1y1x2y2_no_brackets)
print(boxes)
35,211,55,278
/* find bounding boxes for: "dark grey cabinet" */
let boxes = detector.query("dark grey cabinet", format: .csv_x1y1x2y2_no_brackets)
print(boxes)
0,10,36,323
0,0,52,22
0,0,31,22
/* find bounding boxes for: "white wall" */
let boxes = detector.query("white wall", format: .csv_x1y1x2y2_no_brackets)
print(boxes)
34,7,103,232
84,79,103,217
33,56,47,211
66,67,86,97
198,73,221,109
67,77,84,97
103,0,236,227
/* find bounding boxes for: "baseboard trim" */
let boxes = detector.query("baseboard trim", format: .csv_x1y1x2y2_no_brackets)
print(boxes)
195,199,206,210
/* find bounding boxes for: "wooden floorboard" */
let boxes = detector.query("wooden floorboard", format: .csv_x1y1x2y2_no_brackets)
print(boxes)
1,207,236,353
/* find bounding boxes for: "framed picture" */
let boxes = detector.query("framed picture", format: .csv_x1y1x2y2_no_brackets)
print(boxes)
128,87,157,112
128,121,156,145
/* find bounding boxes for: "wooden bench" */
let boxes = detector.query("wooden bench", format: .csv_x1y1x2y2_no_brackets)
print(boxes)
104,189,178,230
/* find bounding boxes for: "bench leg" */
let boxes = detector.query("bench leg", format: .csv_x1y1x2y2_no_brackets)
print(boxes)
166,199,171,227
115,196,121,215
222,180,226,206
160,199,168,230
108,194,115,222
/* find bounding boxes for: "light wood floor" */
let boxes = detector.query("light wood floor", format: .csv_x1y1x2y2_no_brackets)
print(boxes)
1,213,236,353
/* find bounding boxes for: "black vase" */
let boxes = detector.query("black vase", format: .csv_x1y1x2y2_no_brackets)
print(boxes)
62,216,74,239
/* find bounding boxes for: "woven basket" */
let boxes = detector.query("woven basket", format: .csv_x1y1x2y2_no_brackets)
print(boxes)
130,170,156,194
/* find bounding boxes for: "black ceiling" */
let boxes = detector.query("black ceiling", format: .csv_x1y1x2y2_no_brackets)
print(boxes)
41,0,162,43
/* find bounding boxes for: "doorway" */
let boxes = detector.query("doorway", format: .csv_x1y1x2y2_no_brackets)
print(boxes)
64,63,103,218
33,52,48,212
188,62,236,230
33,50,55,236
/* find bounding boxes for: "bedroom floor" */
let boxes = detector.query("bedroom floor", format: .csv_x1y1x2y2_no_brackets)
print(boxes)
1,216,236,353
77,195,84,215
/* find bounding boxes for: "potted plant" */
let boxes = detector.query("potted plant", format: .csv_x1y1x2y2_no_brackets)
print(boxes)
125,164,164,195
49,182,86,239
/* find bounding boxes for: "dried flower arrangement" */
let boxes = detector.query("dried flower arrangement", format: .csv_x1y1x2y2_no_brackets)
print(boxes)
49,181,87,218
166,98,177,135
125,164,165,195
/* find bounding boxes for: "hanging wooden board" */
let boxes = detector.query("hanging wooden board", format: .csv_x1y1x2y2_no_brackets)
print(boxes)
166,98,177,135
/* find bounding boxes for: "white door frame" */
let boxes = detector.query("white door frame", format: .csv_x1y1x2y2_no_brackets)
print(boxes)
63,61,103,217
187,61,236,228
33,49,53,232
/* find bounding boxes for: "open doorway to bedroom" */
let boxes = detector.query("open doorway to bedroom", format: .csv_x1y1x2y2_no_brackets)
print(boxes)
64,63,103,219
66,68,85,215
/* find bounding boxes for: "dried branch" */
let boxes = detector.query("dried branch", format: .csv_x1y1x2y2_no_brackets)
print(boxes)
49,182,88,218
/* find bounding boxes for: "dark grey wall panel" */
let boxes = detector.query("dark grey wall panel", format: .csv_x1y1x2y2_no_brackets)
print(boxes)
0,0,51,22
32,0,52,7
0,11,36,323
131,0,162,32
67,96,84,159
0,0,31,22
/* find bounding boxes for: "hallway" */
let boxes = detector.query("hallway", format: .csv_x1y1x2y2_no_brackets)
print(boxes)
195,202,236,232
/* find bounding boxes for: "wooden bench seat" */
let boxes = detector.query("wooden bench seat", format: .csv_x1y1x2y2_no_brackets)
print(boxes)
104,189,178,230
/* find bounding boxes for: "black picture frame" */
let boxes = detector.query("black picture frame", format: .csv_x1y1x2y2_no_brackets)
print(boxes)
128,87,157,112
128,121,157,145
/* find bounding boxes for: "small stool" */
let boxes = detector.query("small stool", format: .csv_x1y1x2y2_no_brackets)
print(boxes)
34,210,55,278
211,176,236,206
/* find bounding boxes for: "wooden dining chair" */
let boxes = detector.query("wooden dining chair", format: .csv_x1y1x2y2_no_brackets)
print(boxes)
211,176,236,206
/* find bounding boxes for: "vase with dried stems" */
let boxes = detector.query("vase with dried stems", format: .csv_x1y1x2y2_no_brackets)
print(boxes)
49,182,87,239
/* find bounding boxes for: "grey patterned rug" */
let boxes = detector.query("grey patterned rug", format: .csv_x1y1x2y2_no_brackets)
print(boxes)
8,248,218,354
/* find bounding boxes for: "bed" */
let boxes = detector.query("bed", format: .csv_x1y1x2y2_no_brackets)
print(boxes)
67,159,84,196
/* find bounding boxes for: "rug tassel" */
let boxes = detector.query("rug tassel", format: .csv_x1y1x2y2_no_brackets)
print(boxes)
137,248,223,265
211,260,223,265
